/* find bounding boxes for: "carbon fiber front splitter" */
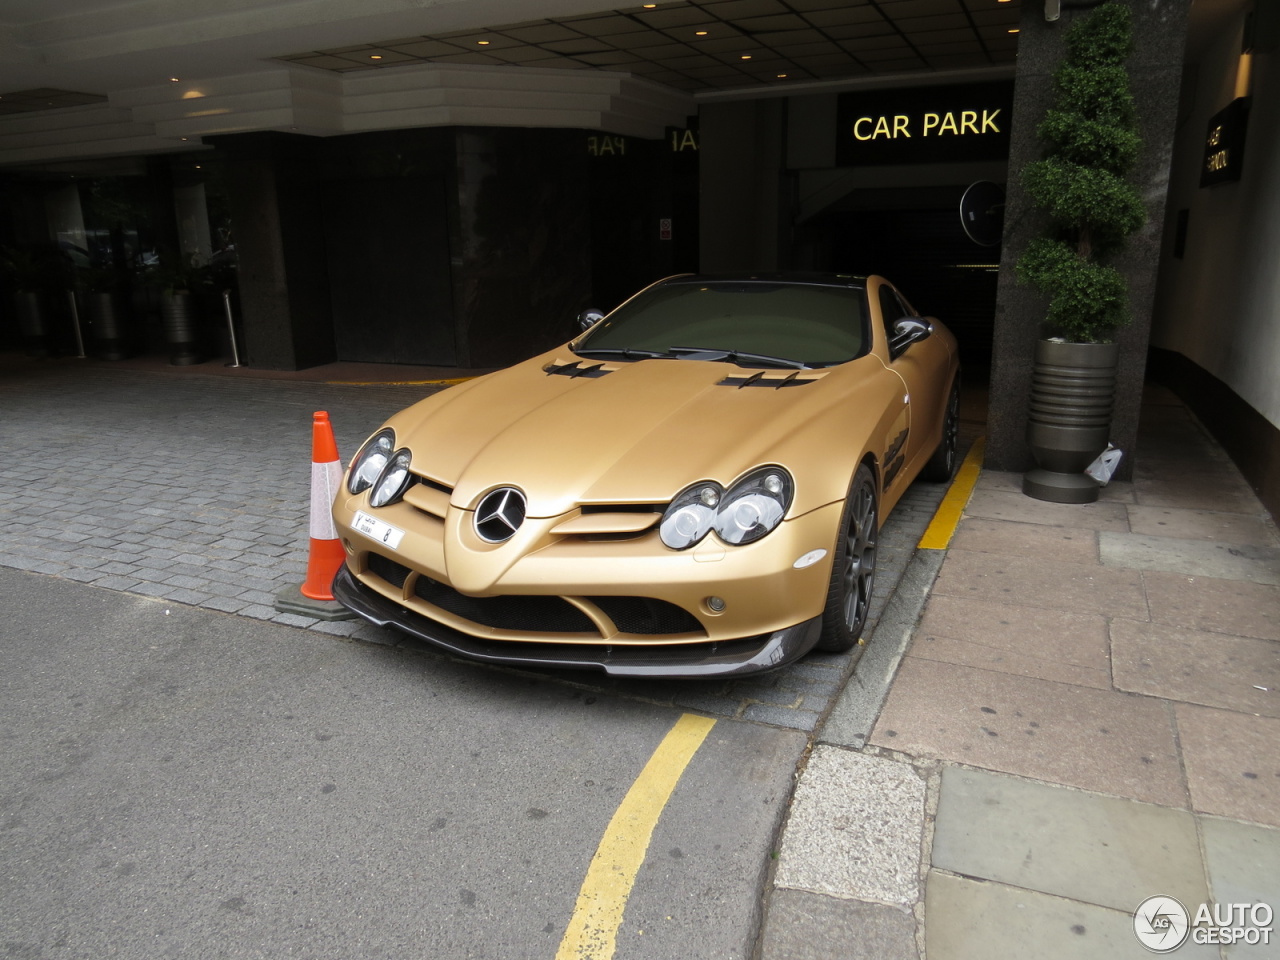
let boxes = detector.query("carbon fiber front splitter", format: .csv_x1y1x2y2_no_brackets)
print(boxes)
332,566,823,678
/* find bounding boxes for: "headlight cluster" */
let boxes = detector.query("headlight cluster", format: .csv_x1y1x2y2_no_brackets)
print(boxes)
347,428,415,507
660,467,793,550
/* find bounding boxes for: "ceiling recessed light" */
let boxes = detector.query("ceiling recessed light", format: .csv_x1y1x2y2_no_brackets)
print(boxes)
740,55,752,60
370,54,382,59
169,77,180,82
1008,27,1020,33
695,30,708,36
477,40,490,45
643,3,656,7
777,73,788,78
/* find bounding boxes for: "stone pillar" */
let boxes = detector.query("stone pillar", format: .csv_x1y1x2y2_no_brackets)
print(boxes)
698,98,785,273
214,132,335,370
986,0,1191,479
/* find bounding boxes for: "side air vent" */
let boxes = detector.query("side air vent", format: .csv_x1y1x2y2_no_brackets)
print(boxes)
719,371,818,389
544,360,612,379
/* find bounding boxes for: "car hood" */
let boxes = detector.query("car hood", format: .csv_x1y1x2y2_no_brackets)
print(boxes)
388,350,885,517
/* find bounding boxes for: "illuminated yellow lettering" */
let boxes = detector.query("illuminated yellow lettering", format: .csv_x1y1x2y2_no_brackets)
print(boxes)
893,114,911,137
854,117,874,140
1208,125,1222,147
961,110,978,134
939,112,959,135
587,136,599,156
982,109,1001,133
679,129,698,151
873,115,891,138
923,113,940,135
1207,149,1229,171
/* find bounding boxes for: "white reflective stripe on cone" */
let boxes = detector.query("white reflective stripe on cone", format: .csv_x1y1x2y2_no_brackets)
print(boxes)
310,460,344,540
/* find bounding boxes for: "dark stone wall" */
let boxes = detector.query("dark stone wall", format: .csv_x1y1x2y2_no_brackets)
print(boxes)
986,0,1191,478
452,128,592,369
217,133,335,370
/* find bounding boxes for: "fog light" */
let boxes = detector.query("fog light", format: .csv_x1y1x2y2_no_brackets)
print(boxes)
706,596,726,612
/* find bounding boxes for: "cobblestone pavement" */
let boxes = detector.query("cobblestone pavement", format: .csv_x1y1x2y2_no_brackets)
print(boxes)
0,358,952,731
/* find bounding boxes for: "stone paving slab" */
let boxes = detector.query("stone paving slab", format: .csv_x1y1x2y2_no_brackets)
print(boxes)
1143,571,1280,639
872,658,1187,807
1200,818,1280,919
905,594,1113,690
959,486,1133,530
1175,704,1280,827
1101,531,1280,585
774,747,927,905
1110,619,1280,717
930,549,1149,619
1127,504,1280,546
758,889,918,960
931,767,1208,913
924,872,1221,960
948,516,1099,562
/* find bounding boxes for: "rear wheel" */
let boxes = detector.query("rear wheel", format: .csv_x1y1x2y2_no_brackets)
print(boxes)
816,464,878,652
920,378,960,483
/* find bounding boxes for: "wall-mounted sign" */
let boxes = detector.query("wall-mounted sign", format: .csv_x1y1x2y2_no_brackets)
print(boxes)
587,127,699,158
1200,98,1249,187
836,81,1014,167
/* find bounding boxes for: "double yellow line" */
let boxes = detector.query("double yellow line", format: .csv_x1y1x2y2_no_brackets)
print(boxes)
555,713,716,959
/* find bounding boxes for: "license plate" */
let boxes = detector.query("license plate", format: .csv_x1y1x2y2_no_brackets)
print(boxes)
352,511,405,550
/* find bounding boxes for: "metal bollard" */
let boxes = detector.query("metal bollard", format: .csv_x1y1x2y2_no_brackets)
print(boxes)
67,289,87,359
222,288,242,368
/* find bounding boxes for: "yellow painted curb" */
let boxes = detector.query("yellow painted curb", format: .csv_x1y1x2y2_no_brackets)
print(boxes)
917,437,985,551
555,713,716,960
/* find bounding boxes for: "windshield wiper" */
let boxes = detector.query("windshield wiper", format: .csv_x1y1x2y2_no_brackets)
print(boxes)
572,346,669,361
666,346,810,370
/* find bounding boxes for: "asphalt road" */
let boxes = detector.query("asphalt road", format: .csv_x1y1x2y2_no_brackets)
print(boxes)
0,566,806,960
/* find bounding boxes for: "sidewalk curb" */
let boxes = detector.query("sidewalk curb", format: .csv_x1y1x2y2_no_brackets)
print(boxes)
817,547,946,750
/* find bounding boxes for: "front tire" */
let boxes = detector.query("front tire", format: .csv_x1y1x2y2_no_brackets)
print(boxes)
816,464,879,652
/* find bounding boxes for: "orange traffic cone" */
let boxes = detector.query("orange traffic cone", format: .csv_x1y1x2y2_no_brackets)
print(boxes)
300,410,346,601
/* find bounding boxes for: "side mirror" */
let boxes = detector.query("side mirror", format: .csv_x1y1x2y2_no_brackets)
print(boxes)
889,316,932,359
578,308,605,332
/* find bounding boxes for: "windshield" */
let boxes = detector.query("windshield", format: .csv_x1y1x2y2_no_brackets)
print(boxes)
576,280,869,367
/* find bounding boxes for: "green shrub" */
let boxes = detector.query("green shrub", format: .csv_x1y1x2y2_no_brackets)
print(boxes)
1016,2,1145,342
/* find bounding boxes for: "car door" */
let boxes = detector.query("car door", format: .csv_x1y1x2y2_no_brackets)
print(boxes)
873,280,950,491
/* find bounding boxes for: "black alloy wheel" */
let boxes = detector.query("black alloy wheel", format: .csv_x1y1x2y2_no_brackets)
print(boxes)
817,464,879,652
921,378,961,482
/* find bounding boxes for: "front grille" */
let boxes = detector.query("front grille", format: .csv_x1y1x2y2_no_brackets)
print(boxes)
368,552,410,589
588,596,703,635
414,576,596,633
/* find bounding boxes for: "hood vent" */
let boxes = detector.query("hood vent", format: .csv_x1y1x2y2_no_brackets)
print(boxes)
545,360,612,379
719,371,818,389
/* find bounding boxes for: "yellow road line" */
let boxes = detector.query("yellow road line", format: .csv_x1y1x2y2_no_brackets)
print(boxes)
917,436,985,550
555,713,716,960
324,376,475,387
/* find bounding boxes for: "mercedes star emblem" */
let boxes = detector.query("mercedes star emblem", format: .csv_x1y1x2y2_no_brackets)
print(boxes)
474,487,527,543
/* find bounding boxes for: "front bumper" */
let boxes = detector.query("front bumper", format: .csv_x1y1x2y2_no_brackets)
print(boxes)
333,566,823,678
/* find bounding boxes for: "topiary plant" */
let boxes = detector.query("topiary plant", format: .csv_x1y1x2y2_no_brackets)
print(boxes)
1016,2,1146,343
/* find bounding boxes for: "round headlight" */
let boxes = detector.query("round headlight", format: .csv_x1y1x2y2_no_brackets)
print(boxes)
369,448,413,507
714,467,793,545
660,483,722,549
348,429,395,495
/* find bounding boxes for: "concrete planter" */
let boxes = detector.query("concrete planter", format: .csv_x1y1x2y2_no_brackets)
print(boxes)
1024,339,1118,504
160,290,204,365
85,291,131,360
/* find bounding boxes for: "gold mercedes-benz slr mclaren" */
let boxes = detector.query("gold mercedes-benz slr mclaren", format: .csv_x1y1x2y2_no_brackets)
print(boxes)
331,274,960,677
